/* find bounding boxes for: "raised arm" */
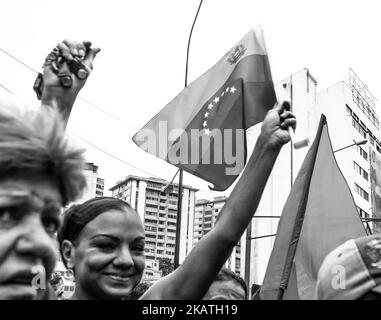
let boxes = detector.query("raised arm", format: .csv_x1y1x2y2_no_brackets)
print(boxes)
35,40,100,126
142,101,296,300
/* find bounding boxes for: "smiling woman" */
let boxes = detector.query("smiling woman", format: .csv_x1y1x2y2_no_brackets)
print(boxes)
57,197,146,300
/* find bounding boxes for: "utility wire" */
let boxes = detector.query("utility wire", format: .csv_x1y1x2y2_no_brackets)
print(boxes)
0,78,219,195
68,130,158,178
0,47,138,130
0,79,158,177
0,82,17,97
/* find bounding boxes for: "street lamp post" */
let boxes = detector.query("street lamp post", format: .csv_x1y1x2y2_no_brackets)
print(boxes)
333,139,368,153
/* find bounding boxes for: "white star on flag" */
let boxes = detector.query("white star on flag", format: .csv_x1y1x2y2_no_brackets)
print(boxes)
214,97,220,103
208,103,213,110
204,112,209,118
221,92,225,97
230,86,236,94
225,87,230,92
203,121,207,127
204,128,210,135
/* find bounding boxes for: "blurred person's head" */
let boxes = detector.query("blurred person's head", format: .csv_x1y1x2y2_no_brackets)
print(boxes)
315,235,381,300
203,267,247,300
57,197,146,300
0,105,86,300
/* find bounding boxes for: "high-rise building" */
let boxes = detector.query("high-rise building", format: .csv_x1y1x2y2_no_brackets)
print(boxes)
316,68,380,234
96,177,105,198
194,196,243,276
75,162,105,203
109,175,198,264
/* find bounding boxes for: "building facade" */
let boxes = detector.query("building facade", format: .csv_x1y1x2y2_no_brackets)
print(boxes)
110,175,198,265
75,162,105,203
316,68,380,234
194,197,243,276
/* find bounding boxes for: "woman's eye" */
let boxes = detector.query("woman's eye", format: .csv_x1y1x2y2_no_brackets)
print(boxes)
0,209,12,222
0,207,22,225
41,217,59,235
132,244,145,252
97,243,117,251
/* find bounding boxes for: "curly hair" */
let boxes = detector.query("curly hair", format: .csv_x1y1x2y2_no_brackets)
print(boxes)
0,105,86,205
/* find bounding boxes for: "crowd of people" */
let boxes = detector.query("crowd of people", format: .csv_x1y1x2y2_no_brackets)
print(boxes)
0,40,379,300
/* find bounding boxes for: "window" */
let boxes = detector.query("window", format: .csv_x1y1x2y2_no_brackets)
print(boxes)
353,161,369,181
145,226,157,232
147,182,161,189
354,183,369,201
357,145,368,160
356,206,370,218
352,118,367,138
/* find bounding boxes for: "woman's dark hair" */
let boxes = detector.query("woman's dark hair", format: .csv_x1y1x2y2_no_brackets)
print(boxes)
57,196,133,267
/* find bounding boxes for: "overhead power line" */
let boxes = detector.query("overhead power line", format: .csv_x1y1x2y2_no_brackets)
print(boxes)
0,47,138,130
0,78,219,195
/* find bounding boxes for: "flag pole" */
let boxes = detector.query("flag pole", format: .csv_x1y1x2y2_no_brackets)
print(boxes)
290,74,294,189
174,0,203,269
276,74,294,300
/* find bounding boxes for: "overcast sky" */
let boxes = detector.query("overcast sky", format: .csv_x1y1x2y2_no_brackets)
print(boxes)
0,0,380,199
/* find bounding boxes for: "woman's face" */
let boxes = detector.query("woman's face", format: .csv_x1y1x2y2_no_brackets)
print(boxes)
71,208,145,299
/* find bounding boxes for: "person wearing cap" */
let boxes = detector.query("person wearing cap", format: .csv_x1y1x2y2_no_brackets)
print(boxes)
315,235,381,300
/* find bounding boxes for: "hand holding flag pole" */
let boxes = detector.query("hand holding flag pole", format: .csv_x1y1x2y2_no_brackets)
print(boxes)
288,126,309,149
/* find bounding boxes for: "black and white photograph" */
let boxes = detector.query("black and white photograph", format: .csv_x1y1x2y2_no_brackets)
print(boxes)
0,0,380,313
